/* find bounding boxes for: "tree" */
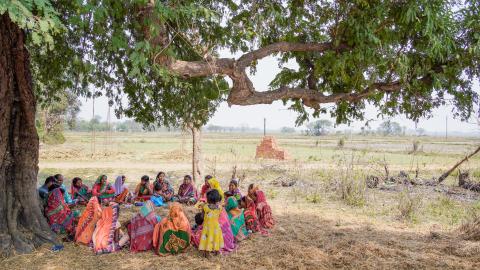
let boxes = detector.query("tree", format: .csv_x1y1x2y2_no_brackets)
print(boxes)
306,120,333,136
0,2,63,255
378,120,403,136
281,127,296,134
1,0,480,256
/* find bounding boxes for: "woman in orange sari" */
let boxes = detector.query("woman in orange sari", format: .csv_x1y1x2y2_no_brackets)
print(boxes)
92,203,128,254
152,202,191,255
75,196,102,245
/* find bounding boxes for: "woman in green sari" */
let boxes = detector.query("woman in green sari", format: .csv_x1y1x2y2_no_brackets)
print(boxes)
225,196,248,242
92,175,116,204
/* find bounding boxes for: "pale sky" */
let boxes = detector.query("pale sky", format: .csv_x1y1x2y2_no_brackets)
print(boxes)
79,52,480,136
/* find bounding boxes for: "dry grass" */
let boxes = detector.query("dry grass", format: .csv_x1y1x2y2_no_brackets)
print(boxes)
2,132,480,269
459,215,480,241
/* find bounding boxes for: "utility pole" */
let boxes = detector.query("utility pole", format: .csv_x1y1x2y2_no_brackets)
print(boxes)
445,116,448,140
263,118,266,137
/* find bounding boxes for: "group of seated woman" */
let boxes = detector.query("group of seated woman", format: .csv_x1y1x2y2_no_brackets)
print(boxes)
38,172,274,257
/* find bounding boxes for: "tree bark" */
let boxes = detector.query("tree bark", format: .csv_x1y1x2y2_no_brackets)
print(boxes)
191,126,203,183
0,14,57,256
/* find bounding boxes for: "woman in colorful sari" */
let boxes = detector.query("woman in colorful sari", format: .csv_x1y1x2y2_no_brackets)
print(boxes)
225,196,248,242
152,172,174,202
126,201,161,252
176,175,197,205
241,196,261,233
199,175,213,202
207,178,225,204
75,196,102,245
92,175,116,204
70,177,91,205
224,179,242,201
92,203,128,254
152,202,191,255
134,175,153,201
114,175,132,203
44,186,76,238
255,190,275,230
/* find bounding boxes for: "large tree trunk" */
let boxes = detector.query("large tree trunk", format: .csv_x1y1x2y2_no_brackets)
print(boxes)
191,126,203,183
0,14,57,256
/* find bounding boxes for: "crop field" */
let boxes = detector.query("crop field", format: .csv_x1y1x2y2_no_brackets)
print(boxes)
2,131,480,269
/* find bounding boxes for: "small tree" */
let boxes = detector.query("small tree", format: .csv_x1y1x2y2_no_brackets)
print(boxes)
281,127,295,134
306,120,333,136
378,120,402,136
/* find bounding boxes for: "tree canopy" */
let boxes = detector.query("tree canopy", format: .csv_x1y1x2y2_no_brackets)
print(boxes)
3,0,480,127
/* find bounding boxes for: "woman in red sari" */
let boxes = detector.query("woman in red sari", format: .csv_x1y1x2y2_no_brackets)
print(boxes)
254,190,274,230
126,201,161,252
44,186,76,237
240,196,260,233
92,175,116,204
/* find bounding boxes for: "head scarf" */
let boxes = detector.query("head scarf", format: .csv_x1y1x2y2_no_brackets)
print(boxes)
255,190,267,204
225,196,238,212
208,178,225,202
95,175,109,192
152,202,191,255
114,176,125,196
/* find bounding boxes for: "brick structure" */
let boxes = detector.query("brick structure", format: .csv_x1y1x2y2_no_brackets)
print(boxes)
255,136,289,160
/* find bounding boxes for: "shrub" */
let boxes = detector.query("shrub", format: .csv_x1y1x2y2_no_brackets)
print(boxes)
397,190,422,222
339,178,366,207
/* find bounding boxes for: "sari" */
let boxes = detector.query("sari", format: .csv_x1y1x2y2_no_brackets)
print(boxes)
225,197,248,242
176,183,197,205
152,203,191,255
224,188,242,201
199,184,209,201
44,188,76,235
114,176,130,203
219,209,236,253
92,204,120,254
244,196,261,233
152,179,174,202
134,183,152,201
191,225,203,248
208,178,225,203
127,201,161,252
75,196,102,245
92,175,116,203
71,183,91,205
255,190,274,229
61,184,75,205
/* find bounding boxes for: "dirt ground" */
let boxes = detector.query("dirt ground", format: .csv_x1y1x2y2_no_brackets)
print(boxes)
1,132,479,269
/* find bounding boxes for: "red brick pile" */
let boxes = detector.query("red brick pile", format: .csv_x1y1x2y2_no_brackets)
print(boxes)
255,136,289,160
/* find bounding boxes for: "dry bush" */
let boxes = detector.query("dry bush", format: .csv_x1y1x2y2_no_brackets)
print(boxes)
397,190,422,222
339,177,367,207
458,213,480,241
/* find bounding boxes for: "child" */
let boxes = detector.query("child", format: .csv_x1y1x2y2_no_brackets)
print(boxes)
224,179,242,200
191,212,204,248
198,189,224,257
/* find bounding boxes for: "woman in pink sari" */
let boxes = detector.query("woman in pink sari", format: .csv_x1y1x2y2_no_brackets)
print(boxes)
218,207,236,253
176,175,197,205
255,190,274,230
